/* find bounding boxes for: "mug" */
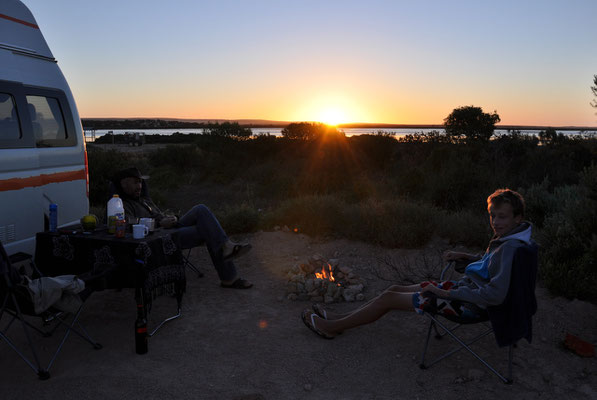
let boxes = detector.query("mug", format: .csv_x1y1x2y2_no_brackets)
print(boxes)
132,224,149,239
139,217,155,232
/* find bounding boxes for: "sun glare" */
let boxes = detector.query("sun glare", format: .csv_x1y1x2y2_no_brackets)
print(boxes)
318,108,347,126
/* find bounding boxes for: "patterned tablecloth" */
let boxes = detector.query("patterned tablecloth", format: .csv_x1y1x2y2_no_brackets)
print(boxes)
35,227,186,308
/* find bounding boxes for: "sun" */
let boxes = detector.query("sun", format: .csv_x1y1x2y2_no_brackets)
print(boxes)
317,108,348,126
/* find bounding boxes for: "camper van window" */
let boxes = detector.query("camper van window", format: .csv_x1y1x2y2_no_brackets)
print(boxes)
0,93,21,142
26,95,69,147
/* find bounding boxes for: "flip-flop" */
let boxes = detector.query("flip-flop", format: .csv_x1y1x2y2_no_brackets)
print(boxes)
301,309,335,340
220,278,253,289
223,243,252,261
312,303,328,319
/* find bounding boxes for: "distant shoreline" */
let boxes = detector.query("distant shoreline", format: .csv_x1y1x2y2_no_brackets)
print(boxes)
81,118,597,131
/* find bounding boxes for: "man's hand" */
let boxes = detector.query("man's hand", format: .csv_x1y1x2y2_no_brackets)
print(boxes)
159,215,178,228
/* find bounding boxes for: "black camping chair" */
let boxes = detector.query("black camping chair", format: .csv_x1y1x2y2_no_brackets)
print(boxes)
0,243,103,380
108,179,204,278
418,243,538,384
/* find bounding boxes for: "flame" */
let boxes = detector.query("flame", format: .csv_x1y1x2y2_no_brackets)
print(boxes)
314,263,335,282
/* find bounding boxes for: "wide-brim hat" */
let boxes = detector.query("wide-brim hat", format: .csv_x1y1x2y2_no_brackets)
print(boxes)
114,167,149,182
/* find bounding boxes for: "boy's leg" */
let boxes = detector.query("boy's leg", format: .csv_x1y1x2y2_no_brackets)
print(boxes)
315,291,414,334
317,283,424,320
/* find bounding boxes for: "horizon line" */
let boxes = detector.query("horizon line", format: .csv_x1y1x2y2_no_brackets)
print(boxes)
80,117,597,130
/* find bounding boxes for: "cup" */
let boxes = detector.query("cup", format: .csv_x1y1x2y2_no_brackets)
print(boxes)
132,224,149,239
139,217,155,232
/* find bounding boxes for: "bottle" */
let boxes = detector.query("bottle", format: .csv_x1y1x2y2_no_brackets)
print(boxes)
107,194,125,234
49,203,58,232
135,303,148,354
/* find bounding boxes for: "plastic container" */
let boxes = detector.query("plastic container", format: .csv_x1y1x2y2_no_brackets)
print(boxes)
49,203,58,232
107,195,125,234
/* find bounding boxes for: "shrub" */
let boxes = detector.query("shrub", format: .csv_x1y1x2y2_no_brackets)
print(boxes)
538,166,597,300
218,203,260,234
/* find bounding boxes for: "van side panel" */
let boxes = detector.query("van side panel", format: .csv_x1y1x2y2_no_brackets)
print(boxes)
0,1,88,256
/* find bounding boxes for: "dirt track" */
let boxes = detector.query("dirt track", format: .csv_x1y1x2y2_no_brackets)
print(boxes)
1,231,595,399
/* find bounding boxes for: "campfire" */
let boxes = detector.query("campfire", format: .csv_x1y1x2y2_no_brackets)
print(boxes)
286,254,365,303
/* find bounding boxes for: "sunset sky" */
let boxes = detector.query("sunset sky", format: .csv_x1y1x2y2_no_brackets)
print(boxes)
22,0,597,126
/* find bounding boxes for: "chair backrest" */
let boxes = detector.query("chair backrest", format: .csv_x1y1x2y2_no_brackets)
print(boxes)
487,242,538,347
0,241,22,289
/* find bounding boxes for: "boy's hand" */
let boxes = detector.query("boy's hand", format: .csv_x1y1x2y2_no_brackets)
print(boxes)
421,284,449,299
160,215,178,228
443,250,473,262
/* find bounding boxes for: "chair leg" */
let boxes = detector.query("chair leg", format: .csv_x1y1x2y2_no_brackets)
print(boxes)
420,314,512,384
1,292,102,380
183,249,203,278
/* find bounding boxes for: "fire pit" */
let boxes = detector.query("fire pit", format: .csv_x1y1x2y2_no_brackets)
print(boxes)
285,254,365,303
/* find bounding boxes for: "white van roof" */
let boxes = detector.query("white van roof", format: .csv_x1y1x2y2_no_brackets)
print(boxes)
0,0,54,60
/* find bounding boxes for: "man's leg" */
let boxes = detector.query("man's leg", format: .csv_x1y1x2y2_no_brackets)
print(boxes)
176,205,237,282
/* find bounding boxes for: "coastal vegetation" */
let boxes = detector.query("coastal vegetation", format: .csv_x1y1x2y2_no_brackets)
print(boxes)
87,124,597,302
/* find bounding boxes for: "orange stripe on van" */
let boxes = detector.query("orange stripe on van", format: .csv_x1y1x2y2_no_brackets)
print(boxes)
0,13,39,29
0,170,86,192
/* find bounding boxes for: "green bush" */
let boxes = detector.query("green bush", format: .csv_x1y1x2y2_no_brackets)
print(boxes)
537,165,597,300
218,203,260,234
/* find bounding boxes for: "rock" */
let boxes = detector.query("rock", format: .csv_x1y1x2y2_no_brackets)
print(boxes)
296,282,305,292
276,296,284,302
304,278,315,292
326,284,338,296
335,272,345,279
287,293,297,301
307,290,320,297
297,293,310,301
274,225,280,231
291,264,301,274
291,274,305,283
286,283,297,294
324,295,334,304
328,258,340,268
282,225,290,232
304,384,312,392
339,266,353,275
356,293,365,301
310,296,324,303
467,369,484,381
453,377,465,384
343,291,356,302
311,254,326,262
301,263,316,274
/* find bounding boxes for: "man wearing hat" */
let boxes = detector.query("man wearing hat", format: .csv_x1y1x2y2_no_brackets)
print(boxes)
114,167,253,289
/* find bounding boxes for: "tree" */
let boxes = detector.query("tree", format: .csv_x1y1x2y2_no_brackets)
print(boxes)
591,74,597,112
204,122,252,138
281,122,343,140
443,106,501,142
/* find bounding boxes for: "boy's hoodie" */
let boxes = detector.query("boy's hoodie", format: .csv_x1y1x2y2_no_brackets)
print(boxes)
448,222,534,307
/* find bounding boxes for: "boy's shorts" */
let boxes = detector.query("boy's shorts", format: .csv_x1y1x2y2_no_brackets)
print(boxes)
412,281,483,319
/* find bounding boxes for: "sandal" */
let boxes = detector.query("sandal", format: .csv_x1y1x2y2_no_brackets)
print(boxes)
312,304,328,319
220,278,253,289
223,242,252,261
301,309,335,339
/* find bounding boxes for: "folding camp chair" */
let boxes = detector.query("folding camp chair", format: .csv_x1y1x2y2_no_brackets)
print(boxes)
108,179,204,278
0,243,102,380
418,243,538,384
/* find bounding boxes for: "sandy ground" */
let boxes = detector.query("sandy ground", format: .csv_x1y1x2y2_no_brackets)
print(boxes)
1,231,596,400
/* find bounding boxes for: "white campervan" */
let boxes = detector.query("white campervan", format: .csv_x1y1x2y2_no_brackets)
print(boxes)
0,0,89,256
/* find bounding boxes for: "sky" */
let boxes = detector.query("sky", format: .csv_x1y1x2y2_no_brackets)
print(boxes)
19,0,597,126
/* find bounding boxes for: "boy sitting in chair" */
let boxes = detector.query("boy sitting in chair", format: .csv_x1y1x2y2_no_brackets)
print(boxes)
301,188,536,338
113,167,253,289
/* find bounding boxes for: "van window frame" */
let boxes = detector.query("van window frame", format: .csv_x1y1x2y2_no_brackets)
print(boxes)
0,80,78,149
